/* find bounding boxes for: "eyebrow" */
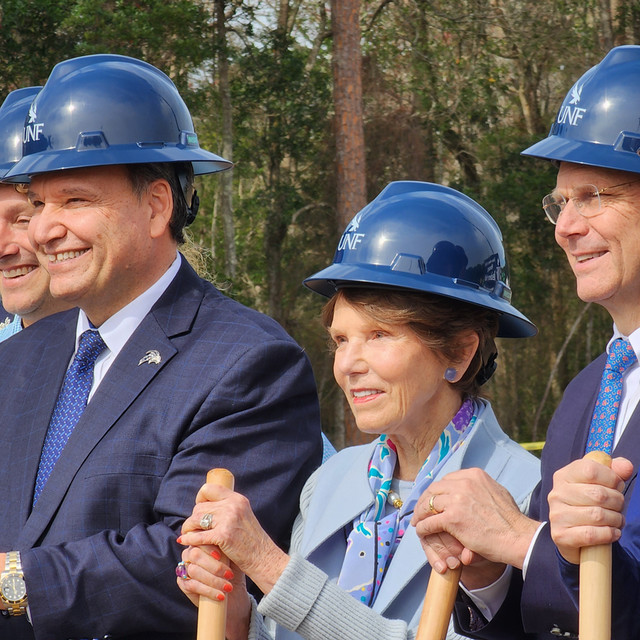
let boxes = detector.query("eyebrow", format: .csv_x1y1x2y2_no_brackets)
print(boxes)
0,202,34,219
28,185,98,201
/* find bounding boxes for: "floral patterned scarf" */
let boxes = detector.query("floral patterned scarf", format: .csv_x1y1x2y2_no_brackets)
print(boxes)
336,398,476,606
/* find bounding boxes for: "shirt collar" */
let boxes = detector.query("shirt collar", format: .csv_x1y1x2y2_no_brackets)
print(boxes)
75,252,182,354
610,323,640,360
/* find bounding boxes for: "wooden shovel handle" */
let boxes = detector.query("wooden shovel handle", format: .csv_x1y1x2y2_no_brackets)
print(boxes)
415,565,463,640
196,468,235,640
579,450,612,640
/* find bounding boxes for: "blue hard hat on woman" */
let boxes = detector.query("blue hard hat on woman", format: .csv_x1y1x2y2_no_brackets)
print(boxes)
304,180,536,339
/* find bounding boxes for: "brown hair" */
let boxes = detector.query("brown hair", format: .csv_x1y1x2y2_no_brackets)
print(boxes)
322,288,499,398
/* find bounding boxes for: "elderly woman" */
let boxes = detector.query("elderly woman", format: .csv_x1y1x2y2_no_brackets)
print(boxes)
176,181,541,640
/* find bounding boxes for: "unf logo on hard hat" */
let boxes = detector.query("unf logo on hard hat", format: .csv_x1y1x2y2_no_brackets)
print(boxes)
338,211,366,252
557,81,586,127
24,102,44,143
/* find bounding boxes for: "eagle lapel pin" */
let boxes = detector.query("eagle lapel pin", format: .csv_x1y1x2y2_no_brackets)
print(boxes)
138,350,162,366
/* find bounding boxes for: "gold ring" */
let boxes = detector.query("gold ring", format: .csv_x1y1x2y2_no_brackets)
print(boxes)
428,494,441,514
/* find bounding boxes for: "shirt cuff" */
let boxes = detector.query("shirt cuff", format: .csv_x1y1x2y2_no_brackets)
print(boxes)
522,521,547,580
460,564,512,622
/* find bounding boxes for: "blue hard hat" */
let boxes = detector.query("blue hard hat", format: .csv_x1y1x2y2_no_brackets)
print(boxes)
5,54,231,182
522,45,640,173
304,181,536,338
0,87,41,179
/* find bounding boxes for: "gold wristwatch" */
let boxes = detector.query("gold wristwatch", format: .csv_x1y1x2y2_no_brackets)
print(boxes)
0,552,27,615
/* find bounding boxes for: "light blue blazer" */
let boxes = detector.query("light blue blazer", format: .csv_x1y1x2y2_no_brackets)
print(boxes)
262,400,541,640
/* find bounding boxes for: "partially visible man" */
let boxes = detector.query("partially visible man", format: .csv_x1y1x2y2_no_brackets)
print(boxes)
411,45,640,639
0,87,70,340
0,54,322,639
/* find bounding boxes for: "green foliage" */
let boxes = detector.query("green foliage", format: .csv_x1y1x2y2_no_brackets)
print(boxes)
61,0,211,94
2,0,631,446
0,0,76,91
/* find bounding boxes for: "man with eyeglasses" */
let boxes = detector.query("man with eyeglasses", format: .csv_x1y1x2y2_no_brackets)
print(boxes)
410,45,640,639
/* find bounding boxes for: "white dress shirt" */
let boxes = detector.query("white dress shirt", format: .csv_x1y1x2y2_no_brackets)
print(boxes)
72,253,181,400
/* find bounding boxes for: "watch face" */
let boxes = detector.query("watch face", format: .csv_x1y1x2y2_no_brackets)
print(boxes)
1,575,26,602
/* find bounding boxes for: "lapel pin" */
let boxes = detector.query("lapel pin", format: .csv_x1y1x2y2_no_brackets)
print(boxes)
138,350,162,366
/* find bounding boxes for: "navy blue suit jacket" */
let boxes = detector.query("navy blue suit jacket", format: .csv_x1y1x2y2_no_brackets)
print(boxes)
557,481,640,638
455,352,640,639
0,258,322,639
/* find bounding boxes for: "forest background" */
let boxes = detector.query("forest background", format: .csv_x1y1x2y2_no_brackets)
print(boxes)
2,0,637,449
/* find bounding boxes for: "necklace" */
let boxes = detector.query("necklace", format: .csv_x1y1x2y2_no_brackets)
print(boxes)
387,490,403,509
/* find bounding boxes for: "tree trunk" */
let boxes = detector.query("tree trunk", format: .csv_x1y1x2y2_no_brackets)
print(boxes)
331,0,367,229
214,0,237,279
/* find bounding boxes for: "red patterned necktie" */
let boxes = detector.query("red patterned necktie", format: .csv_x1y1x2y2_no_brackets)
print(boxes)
586,338,637,454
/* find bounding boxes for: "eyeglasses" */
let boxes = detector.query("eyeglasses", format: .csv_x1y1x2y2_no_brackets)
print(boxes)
542,179,640,225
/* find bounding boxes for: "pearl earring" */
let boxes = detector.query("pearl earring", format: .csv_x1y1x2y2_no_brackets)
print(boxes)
444,367,457,383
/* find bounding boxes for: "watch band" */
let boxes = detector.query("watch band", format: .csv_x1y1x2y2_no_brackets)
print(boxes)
1,551,27,616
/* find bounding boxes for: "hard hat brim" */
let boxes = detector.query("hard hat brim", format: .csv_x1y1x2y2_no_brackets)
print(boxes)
304,263,537,339
4,146,232,183
522,134,640,175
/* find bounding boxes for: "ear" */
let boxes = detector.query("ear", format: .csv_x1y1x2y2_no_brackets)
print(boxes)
451,331,480,382
145,179,173,239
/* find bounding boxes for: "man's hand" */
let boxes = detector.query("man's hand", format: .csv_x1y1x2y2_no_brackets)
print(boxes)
411,468,540,587
548,456,633,564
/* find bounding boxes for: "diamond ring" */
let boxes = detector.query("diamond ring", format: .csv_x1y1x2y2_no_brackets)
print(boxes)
200,513,214,530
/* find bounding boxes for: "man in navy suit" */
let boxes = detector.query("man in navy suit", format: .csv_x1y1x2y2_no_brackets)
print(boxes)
0,55,322,639
410,46,640,639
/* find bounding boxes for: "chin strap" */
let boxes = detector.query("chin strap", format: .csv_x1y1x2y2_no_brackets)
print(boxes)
476,340,498,386
177,169,199,226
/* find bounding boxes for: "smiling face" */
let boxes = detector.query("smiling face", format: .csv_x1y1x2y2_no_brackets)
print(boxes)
329,297,466,454
554,162,640,334
0,184,68,326
27,165,176,326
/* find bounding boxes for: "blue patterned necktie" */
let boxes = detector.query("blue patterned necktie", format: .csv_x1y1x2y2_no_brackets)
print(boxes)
33,330,107,505
586,338,637,454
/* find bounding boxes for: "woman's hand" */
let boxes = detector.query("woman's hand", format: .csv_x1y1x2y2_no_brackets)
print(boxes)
176,551,251,640
178,483,291,595
417,529,506,590
548,456,633,564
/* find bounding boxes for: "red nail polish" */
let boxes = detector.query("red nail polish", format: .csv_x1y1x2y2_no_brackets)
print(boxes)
216,593,225,601
223,569,234,580
211,550,221,560
176,536,182,544
223,583,233,593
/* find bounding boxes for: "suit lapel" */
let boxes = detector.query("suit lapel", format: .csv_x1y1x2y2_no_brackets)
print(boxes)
301,446,374,556
7,312,78,531
18,260,203,547
614,402,640,500
570,353,607,459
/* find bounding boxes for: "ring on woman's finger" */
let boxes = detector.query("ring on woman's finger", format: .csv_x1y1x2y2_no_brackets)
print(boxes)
200,513,214,530
429,494,442,514
175,560,191,580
